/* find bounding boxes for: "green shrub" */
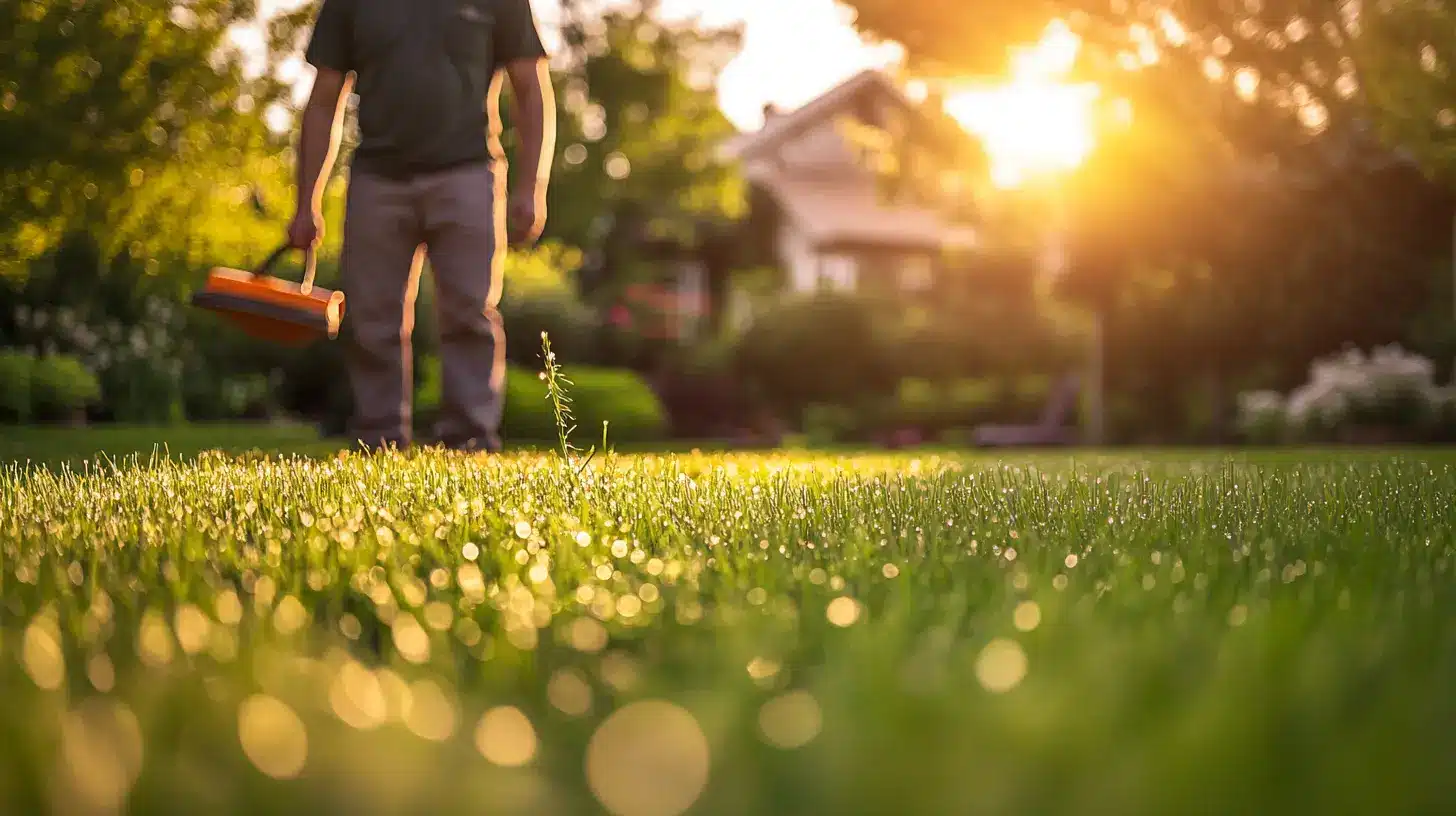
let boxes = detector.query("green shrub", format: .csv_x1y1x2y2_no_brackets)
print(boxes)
803,404,859,446
0,350,35,423
505,365,666,443
501,292,601,368
871,378,1003,435
946,379,1000,419
1434,387,1456,444
416,359,666,444
893,378,941,428
31,355,101,420
734,293,894,417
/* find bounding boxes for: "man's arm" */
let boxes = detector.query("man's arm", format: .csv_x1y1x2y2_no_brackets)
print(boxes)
288,67,354,249
503,57,556,246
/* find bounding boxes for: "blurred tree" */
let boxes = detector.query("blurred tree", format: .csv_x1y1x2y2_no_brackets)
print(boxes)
840,0,1456,441
842,0,1456,182
0,0,292,281
549,0,747,297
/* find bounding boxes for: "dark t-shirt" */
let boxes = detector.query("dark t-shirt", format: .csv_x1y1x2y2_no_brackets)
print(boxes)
305,0,546,179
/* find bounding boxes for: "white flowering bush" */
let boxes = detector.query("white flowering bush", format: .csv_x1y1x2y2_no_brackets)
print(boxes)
1241,345,1445,443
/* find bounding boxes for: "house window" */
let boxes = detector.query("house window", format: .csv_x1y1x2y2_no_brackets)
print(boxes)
900,255,934,292
819,254,858,292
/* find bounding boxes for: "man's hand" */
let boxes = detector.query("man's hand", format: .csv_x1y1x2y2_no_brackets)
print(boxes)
507,184,545,247
287,208,323,250
502,56,554,248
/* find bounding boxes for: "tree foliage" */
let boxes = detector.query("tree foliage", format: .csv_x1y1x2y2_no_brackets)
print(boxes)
844,0,1456,180
841,0,1456,439
550,0,746,291
0,0,293,280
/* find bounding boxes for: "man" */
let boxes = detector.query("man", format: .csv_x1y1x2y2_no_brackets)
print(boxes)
289,0,556,453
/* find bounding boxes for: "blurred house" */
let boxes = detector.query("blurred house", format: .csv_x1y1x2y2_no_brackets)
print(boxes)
721,69,983,301
633,68,987,344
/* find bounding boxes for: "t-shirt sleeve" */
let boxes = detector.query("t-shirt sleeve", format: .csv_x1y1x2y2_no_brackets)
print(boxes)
494,0,548,66
304,0,354,73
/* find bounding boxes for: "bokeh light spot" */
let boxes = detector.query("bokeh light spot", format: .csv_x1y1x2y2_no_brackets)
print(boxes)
404,679,457,742
548,668,594,717
586,701,710,816
826,596,861,627
758,691,823,749
975,639,1028,694
57,699,144,813
237,695,308,780
475,706,538,767
22,617,65,690
1013,601,1042,632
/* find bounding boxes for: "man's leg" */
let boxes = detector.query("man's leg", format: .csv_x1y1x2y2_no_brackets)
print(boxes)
341,171,425,450
420,162,507,452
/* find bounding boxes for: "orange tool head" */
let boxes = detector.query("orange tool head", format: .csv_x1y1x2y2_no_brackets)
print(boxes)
191,246,345,347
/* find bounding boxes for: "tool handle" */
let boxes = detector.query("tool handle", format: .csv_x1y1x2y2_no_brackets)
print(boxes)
254,244,320,295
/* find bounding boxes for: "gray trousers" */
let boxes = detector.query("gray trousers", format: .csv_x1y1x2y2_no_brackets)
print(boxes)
341,162,506,451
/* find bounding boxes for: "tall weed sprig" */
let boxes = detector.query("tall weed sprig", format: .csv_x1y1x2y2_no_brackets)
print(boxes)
539,332,601,476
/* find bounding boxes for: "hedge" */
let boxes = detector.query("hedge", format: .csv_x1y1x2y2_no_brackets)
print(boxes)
416,359,666,444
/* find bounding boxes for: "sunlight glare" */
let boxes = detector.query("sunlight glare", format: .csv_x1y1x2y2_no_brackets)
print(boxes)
943,21,1100,189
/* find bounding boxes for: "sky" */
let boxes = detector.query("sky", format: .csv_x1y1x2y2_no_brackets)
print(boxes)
252,0,898,132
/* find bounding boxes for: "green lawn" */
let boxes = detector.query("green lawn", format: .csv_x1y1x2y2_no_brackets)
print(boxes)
0,424,723,469
3,445,1456,814
0,423,341,468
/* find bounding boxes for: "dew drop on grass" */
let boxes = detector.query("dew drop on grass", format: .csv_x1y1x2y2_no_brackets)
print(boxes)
339,614,362,640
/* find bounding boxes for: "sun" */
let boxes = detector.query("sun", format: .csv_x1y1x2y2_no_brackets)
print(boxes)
942,21,1101,189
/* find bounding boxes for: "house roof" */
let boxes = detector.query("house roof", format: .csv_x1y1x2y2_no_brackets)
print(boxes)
720,69,916,163
720,67,979,252
766,173,977,251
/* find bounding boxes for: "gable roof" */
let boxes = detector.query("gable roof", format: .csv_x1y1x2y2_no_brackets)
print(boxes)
720,69,917,162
